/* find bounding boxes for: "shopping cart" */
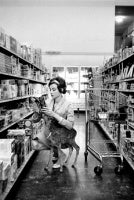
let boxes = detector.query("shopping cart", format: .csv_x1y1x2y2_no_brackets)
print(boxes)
84,88,125,176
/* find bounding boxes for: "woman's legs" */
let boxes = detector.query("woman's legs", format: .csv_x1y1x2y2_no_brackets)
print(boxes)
53,146,58,161
52,148,66,168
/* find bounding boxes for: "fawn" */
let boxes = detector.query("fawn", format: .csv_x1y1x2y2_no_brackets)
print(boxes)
31,95,80,172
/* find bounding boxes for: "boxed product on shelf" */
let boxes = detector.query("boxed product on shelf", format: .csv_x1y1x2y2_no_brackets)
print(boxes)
1,84,12,99
11,56,17,74
7,130,26,168
0,154,17,185
16,41,22,57
0,153,15,167
0,161,3,180
0,27,5,47
2,163,10,180
0,116,5,129
21,45,28,60
4,54,12,74
0,79,18,99
7,129,26,141
0,139,15,156
0,162,10,194
4,111,12,126
10,36,17,53
5,34,10,50
24,136,31,160
9,154,17,182
122,137,134,154
17,79,29,96
10,109,21,122
1,79,15,85
0,52,5,72
21,64,30,78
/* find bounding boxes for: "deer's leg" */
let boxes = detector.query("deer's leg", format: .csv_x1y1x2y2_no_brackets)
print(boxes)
58,146,64,172
63,146,73,167
45,147,53,170
72,142,80,167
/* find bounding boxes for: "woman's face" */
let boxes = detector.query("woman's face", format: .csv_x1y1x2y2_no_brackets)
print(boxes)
49,83,61,99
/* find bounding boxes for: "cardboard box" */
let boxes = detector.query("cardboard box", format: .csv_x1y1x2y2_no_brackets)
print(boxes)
9,154,17,182
0,139,15,156
0,153,15,166
10,36,17,53
7,129,26,141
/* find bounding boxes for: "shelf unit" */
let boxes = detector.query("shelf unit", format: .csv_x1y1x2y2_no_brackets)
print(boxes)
51,66,92,110
101,50,134,171
0,43,48,198
0,150,35,200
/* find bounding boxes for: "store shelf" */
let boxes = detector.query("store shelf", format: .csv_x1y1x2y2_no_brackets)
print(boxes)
0,72,47,84
121,150,134,171
0,111,33,133
102,52,134,73
98,122,117,147
99,122,134,171
0,150,35,200
127,122,134,129
0,31,48,200
0,45,44,73
0,95,31,104
118,89,134,93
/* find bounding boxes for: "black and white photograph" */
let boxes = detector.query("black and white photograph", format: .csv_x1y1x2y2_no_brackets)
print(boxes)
0,0,134,199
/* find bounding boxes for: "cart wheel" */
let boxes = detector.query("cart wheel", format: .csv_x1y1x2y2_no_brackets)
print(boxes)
94,165,103,176
84,152,88,162
114,165,123,175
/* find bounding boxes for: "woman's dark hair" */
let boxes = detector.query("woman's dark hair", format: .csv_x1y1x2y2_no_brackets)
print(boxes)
48,76,67,94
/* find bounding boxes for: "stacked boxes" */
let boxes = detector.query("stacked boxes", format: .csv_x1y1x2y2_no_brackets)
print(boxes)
7,129,32,167
0,139,17,192
0,79,18,99
0,26,47,74
122,138,134,162
7,129,25,168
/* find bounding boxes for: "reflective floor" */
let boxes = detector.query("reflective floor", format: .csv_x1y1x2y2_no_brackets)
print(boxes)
7,113,134,200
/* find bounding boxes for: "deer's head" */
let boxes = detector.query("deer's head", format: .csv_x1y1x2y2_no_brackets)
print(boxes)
30,95,47,123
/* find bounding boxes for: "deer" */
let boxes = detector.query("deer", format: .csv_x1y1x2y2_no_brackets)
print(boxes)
30,95,80,172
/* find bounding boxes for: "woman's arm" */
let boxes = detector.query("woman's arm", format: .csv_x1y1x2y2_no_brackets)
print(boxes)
56,103,74,130
41,103,74,130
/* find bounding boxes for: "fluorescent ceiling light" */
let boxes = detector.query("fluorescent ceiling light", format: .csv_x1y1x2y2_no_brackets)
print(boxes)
115,15,125,23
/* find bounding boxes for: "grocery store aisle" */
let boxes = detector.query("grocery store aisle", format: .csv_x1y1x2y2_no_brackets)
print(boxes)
7,113,134,200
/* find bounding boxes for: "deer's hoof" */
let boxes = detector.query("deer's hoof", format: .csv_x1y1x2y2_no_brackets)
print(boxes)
72,164,76,168
60,167,63,172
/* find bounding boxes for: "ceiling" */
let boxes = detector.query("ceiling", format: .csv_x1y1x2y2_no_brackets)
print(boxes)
0,1,134,37
115,6,134,36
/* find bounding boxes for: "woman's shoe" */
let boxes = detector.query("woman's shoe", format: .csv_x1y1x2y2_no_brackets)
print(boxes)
52,153,66,168
52,163,60,168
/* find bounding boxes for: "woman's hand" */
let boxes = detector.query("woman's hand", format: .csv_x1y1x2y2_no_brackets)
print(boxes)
41,107,55,118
